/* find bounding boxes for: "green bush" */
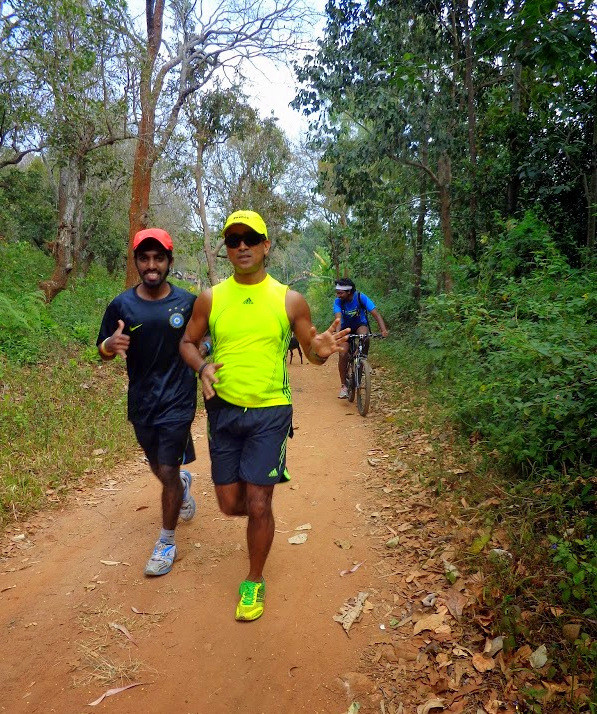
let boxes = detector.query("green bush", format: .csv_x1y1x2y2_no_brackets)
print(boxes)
48,263,125,348
0,243,133,526
551,535,597,616
0,242,125,363
421,213,597,472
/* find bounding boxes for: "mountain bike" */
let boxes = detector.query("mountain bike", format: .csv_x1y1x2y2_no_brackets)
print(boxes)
346,333,384,417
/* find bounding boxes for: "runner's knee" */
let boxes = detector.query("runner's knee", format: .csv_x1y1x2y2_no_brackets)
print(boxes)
245,487,273,520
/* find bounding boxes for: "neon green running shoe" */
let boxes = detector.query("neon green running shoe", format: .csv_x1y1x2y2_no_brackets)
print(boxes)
235,579,265,621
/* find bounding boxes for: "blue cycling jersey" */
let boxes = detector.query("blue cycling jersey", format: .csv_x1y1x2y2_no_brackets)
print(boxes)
334,291,376,331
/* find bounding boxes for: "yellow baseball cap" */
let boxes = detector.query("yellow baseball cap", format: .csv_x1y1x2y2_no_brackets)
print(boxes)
222,210,268,239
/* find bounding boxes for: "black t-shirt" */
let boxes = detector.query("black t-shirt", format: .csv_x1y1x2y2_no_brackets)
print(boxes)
97,284,197,426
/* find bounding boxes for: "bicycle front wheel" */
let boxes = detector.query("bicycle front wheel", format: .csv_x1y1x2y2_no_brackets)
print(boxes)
356,359,372,416
347,361,356,402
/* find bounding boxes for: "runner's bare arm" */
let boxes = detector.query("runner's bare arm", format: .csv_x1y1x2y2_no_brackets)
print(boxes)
286,291,350,365
179,290,222,398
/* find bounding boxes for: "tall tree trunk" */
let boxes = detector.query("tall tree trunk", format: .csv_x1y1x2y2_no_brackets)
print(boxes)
127,110,156,287
413,140,429,305
39,157,85,302
585,86,597,252
125,0,164,288
78,249,95,277
413,191,426,305
193,145,221,286
507,1,527,217
438,152,453,292
460,0,477,256
506,56,523,216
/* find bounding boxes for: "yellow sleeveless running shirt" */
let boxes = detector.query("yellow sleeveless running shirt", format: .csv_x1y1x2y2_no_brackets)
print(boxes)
209,274,292,408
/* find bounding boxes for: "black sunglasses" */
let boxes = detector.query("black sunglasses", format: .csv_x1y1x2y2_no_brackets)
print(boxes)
224,231,264,249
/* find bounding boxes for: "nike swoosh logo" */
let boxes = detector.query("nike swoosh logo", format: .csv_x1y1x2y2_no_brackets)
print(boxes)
130,324,142,331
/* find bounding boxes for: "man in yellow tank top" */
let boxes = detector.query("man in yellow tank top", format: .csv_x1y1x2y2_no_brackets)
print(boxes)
180,210,349,621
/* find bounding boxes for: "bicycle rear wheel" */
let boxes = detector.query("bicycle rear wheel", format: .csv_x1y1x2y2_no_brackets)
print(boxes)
356,359,372,416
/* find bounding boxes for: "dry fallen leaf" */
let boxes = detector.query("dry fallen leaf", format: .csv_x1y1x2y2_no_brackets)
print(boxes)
413,613,445,635
131,606,161,616
472,653,495,672
100,560,121,566
335,539,352,550
333,591,369,634
416,698,445,714
443,588,469,620
294,523,312,531
288,533,308,545
562,623,581,643
88,682,145,706
110,622,138,646
483,636,504,657
340,562,364,577
529,644,548,669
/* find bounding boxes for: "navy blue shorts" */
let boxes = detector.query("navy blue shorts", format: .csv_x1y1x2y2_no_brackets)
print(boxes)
207,405,292,486
343,320,369,334
133,421,196,467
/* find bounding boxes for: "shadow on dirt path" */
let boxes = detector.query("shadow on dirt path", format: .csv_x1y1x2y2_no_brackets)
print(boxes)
1,358,395,714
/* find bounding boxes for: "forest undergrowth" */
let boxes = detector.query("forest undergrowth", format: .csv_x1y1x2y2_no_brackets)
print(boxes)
370,329,597,713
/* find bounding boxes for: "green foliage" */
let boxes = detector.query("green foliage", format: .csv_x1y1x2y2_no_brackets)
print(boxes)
0,159,57,247
0,347,134,527
304,245,336,331
422,213,597,471
0,241,123,364
0,240,53,296
0,241,134,527
551,535,597,616
48,263,124,347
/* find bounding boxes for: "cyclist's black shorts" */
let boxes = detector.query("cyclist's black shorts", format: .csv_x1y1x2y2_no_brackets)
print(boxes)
133,420,195,467
343,319,370,334
207,404,293,486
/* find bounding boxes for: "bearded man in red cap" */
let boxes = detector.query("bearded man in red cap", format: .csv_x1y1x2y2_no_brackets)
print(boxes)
97,228,202,577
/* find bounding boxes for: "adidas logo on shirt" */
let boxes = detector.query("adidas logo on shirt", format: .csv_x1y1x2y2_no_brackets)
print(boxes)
243,297,254,305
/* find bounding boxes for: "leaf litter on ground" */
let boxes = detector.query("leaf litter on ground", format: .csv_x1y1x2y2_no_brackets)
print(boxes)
340,562,364,576
288,533,308,545
333,591,370,635
88,682,147,706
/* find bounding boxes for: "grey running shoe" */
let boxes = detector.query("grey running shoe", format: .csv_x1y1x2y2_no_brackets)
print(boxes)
338,385,349,399
179,469,196,521
144,540,177,576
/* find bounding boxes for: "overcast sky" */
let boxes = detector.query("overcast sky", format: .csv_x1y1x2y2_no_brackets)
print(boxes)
127,0,327,141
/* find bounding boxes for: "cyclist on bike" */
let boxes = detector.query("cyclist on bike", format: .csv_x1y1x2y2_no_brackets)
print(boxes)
334,278,388,399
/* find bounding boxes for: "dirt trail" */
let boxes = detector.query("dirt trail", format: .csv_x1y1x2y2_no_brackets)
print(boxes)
1,358,393,714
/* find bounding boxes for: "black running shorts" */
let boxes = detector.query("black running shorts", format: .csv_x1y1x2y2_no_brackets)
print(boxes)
133,421,196,467
207,404,292,486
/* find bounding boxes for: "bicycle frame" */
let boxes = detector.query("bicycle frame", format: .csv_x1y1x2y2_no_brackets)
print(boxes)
345,333,383,416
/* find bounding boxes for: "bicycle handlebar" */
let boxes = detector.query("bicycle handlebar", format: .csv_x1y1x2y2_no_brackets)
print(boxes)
347,332,385,340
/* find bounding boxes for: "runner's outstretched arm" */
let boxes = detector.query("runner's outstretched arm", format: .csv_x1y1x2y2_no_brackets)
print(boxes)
286,291,350,365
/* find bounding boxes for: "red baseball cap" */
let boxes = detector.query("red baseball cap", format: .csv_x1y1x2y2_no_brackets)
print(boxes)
133,228,173,251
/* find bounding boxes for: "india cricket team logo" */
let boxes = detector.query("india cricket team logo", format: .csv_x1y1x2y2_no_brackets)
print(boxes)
169,312,184,328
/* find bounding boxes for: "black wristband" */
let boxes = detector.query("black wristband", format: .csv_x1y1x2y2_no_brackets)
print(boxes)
197,363,208,379
311,350,327,364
